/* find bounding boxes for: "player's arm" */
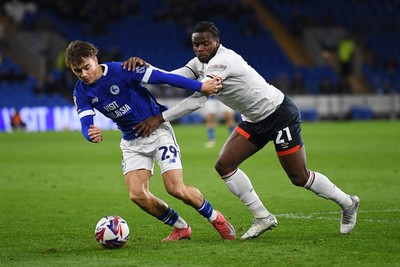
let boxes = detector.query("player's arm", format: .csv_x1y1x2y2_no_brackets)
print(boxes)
123,57,220,95
163,91,207,122
74,90,102,143
79,115,103,143
143,67,221,96
134,92,208,137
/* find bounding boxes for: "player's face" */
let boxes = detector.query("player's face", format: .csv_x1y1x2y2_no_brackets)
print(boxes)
70,56,101,85
192,31,219,63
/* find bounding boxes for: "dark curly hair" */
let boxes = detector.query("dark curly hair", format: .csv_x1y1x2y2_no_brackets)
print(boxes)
193,21,220,38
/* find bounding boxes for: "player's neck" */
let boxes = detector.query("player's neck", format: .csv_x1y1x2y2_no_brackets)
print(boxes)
93,65,104,83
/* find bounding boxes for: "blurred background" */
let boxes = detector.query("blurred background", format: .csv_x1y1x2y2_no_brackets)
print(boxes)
0,0,399,132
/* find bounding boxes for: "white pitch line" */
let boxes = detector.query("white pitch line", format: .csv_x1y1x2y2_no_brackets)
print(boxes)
309,209,400,215
276,209,400,223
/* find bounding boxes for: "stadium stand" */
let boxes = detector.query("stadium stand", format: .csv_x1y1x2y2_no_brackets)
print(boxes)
0,0,399,119
261,0,400,94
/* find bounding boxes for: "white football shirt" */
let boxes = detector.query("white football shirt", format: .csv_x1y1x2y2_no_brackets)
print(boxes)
163,45,285,123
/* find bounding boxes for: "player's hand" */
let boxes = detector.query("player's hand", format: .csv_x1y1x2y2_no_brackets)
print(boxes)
88,125,103,143
201,76,223,96
122,57,148,71
133,114,165,138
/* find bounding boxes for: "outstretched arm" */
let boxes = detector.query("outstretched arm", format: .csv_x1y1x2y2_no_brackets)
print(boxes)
123,57,221,96
146,68,221,96
134,92,208,137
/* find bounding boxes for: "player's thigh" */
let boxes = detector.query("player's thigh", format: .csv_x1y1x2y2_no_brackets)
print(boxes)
217,131,260,170
124,169,152,195
162,169,185,192
278,146,308,185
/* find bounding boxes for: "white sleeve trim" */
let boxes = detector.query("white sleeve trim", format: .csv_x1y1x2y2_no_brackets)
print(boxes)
78,109,96,119
141,67,154,83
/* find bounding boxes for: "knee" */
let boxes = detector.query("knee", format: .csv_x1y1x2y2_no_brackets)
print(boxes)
129,191,148,206
166,187,185,200
287,171,309,187
215,159,236,176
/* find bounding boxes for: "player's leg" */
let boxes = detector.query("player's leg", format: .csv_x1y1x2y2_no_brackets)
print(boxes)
203,98,218,148
121,135,190,241
206,113,216,147
275,97,359,234
278,147,359,234
220,101,235,134
215,131,277,239
156,122,235,239
124,169,191,241
161,169,235,240
223,111,235,134
124,169,168,217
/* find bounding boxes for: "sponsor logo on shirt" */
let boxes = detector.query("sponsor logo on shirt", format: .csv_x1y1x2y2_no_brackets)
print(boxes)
110,85,120,95
208,64,227,72
103,101,131,118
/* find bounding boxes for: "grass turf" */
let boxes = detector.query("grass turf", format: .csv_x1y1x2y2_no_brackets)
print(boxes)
1,120,399,266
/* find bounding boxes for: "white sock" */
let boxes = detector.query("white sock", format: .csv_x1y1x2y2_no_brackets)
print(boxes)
208,210,218,222
173,216,188,229
223,168,270,218
305,170,352,209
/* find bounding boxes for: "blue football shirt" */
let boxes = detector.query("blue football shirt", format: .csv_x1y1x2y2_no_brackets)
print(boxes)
73,62,202,140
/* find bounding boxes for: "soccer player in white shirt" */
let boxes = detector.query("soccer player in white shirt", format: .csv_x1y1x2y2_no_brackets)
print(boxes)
123,21,360,239
65,40,236,241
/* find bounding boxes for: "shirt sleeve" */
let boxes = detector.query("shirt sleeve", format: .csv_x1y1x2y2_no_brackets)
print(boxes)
171,66,199,80
73,85,95,142
162,92,208,122
80,114,94,142
139,66,202,92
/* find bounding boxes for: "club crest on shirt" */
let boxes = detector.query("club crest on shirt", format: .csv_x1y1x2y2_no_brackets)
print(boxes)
110,85,120,95
135,66,146,74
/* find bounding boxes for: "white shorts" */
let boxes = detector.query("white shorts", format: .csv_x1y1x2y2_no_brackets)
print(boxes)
200,97,235,117
120,122,182,176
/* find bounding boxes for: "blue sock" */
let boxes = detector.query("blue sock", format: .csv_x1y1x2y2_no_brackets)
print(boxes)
158,207,179,226
197,199,213,219
207,128,215,141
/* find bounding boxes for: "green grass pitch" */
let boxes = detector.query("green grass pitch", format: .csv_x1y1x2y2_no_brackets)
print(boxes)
1,121,400,266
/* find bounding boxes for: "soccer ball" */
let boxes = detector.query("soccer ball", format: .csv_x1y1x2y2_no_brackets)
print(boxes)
94,215,129,249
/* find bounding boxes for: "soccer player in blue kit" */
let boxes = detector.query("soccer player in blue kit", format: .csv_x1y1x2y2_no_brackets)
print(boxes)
65,40,236,241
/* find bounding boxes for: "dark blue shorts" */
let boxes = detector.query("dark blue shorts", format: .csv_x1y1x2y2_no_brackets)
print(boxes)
236,96,304,156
